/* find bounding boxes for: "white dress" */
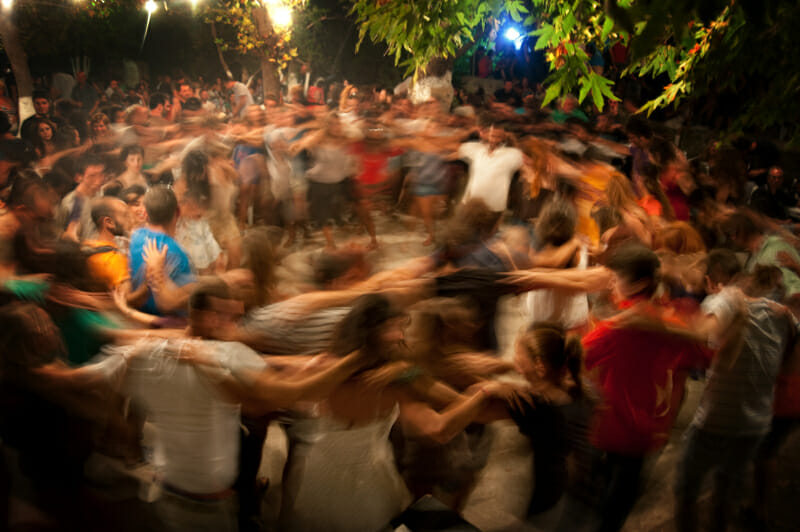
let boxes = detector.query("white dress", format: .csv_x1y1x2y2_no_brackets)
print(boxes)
525,245,589,329
280,405,412,532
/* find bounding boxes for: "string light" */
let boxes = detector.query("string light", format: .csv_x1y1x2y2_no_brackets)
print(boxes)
145,0,157,14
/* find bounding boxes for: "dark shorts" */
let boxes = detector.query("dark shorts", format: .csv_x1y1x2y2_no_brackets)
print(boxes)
307,180,348,227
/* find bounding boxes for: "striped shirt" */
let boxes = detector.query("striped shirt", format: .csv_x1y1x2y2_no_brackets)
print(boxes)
240,299,350,355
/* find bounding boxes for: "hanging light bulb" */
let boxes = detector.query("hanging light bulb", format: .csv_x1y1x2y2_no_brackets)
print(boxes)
145,0,157,14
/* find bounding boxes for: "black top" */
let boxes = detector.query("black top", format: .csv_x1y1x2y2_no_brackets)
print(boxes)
508,395,580,515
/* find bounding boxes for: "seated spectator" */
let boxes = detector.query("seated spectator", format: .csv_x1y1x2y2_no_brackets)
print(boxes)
750,166,793,221
493,80,522,108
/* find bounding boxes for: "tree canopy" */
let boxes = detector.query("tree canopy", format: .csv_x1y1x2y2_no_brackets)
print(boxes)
351,0,800,140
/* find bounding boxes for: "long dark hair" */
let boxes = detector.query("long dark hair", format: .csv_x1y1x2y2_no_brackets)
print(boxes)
518,322,585,399
329,294,402,366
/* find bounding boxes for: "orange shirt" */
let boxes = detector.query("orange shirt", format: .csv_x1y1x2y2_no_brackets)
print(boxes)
84,239,130,289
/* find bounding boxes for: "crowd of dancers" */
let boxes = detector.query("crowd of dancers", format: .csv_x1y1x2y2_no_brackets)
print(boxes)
0,74,798,532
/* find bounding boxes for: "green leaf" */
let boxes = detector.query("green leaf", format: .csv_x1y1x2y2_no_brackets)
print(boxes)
590,82,604,111
542,76,564,107
533,24,555,50
601,16,614,42
578,77,592,103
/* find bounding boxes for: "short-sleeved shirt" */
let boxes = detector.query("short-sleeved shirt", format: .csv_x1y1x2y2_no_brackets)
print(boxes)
240,299,350,355
129,228,195,315
692,288,795,435
583,304,711,455
231,82,254,118
458,141,523,212
747,234,800,296
84,239,130,289
120,339,267,493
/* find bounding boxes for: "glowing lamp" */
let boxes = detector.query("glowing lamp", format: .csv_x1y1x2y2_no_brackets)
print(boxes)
504,27,521,41
271,5,292,27
145,0,157,14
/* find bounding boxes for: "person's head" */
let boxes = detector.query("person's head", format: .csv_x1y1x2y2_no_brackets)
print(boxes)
54,125,80,149
199,89,210,102
606,171,640,209
181,97,203,116
149,92,168,116
606,242,661,300
767,166,784,192
121,144,144,173
181,150,211,201
75,154,106,196
241,227,281,307
245,105,266,127
36,119,55,142
703,248,742,294
90,113,110,138
408,297,480,356
143,185,178,228
121,184,147,226
653,222,706,255
224,79,236,90
742,264,785,301
313,247,370,289
32,91,50,117
91,196,131,238
76,71,88,85
188,280,244,339
329,294,406,364
503,80,513,92
7,172,56,221
110,106,126,124
560,95,578,113
649,137,677,166
0,303,63,379
441,198,500,248
626,116,653,148
178,82,194,101
718,211,762,251
515,322,584,397
535,200,576,247
480,123,506,148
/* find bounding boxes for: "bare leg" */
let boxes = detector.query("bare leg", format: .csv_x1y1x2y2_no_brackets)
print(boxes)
322,225,336,250
356,199,378,249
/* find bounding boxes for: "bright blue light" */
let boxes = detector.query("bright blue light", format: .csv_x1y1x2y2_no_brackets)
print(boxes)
503,27,524,50
504,27,521,41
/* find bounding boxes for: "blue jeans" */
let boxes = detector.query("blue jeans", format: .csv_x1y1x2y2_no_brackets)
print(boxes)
674,426,763,532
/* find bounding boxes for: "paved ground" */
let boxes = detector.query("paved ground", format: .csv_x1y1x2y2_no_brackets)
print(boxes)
5,217,800,531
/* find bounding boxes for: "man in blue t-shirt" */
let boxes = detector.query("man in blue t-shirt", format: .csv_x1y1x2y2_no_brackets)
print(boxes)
129,186,196,315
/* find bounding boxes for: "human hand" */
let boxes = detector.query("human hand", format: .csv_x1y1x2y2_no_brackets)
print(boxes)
143,238,168,278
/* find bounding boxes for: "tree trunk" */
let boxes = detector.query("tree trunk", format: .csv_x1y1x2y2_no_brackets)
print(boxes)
210,22,234,80
251,6,283,101
0,12,35,130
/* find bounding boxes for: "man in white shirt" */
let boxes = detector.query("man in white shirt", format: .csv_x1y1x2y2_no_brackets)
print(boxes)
458,124,524,214
106,280,365,531
225,79,255,119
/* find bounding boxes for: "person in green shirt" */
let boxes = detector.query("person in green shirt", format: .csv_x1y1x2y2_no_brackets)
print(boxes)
722,211,800,297
550,95,589,125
